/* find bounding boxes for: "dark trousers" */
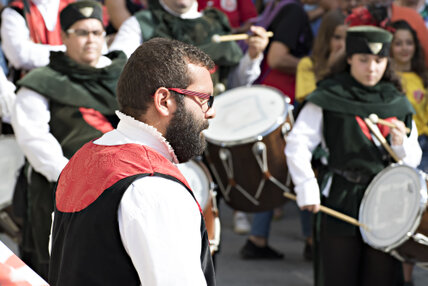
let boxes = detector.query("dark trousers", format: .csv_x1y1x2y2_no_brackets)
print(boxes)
320,233,403,286
20,168,55,280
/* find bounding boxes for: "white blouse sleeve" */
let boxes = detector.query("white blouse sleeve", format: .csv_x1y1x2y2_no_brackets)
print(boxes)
1,8,65,70
285,102,323,207
391,120,422,167
0,69,16,121
109,16,142,58
118,176,207,286
227,52,263,88
11,87,68,182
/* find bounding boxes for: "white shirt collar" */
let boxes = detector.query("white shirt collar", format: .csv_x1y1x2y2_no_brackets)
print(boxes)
33,0,60,31
95,56,112,68
159,0,202,19
114,111,179,163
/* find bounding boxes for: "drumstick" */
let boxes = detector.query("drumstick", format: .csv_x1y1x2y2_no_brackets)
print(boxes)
211,31,274,43
364,118,402,163
369,114,411,134
283,192,369,231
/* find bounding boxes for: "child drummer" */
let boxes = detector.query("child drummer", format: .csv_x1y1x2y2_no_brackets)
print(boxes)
285,25,422,286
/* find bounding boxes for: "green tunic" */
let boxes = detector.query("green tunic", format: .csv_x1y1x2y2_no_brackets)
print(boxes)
18,51,126,157
15,51,126,277
134,2,243,87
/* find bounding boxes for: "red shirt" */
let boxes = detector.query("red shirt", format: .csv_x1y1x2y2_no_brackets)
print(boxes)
197,0,257,28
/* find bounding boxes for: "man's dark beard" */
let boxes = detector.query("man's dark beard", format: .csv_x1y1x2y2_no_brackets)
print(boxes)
165,99,209,163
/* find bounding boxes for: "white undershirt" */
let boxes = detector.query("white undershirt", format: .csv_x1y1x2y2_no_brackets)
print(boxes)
94,111,207,286
108,1,263,88
11,56,112,182
285,102,422,207
1,0,65,70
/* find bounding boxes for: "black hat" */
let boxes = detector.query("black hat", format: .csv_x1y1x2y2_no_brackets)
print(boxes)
60,1,103,31
346,25,393,57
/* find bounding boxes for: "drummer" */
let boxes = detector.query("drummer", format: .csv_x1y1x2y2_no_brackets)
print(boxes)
285,25,422,286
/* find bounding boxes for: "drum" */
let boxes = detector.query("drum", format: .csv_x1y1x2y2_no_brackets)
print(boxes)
177,159,220,255
203,85,293,212
359,164,428,265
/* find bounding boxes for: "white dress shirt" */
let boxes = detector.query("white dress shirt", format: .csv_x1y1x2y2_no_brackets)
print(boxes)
1,0,66,70
11,56,112,182
285,102,422,207
94,111,207,286
109,0,263,88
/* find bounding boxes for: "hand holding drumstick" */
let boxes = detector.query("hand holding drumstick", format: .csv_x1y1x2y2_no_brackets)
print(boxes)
368,114,410,134
212,27,273,60
368,114,410,146
211,30,274,43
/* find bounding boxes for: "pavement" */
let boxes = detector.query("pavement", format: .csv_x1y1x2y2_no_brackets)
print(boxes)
1,200,428,285
214,201,428,286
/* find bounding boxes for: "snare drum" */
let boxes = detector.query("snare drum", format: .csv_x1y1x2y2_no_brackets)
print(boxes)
359,164,428,264
203,85,293,212
177,159,220,255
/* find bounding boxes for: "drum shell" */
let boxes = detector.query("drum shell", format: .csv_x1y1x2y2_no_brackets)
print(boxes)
394,195,428,263
177,160,220,254
359,164,428,263
206,125,289,212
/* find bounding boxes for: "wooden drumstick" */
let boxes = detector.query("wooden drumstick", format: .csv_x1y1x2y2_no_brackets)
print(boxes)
364,118,402,163
369,114,411,134
211,31,274,43
283,192,369,231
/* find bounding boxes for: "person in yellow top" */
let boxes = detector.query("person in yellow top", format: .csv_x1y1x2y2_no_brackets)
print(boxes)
390,19,428,286
390,20,428,172
295,9,346,103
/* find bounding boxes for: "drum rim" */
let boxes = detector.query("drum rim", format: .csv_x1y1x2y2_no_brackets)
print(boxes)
204,85,290,147
177,159,213,209
359,163,428,252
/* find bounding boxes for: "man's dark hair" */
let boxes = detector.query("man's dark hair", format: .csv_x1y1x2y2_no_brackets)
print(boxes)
117,38,214,119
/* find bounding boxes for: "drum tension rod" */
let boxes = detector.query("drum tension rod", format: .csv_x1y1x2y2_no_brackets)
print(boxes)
219,148,260,206
252,142,291,196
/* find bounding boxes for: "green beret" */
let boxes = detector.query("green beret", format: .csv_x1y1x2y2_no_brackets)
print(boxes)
346,25,393,57
60,1,103,31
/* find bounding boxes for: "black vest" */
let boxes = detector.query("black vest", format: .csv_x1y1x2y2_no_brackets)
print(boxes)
49,143,215,286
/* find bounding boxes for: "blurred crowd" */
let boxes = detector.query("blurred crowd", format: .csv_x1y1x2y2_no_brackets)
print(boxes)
0,0,427,285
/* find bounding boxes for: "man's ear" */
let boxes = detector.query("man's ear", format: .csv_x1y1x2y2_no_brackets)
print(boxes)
153,87,175,117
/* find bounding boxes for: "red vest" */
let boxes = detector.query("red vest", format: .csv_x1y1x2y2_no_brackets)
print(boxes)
50,141,215,285
10,0,74,45
56,141,201,213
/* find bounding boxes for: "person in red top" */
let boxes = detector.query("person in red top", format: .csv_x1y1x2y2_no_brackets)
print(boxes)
1,0,74,72
197,0,258,32
346,0,428,66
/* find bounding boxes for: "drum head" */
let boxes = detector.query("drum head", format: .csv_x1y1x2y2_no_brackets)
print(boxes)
177,160,211,209
359,164,428,250
203,85,288,146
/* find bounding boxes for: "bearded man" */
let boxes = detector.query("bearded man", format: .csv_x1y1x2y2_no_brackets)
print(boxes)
49,37,217,286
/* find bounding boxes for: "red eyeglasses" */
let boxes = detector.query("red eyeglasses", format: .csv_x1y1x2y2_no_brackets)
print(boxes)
168,88,214,111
